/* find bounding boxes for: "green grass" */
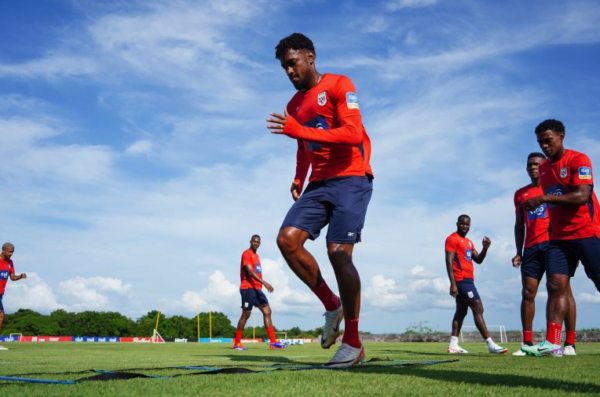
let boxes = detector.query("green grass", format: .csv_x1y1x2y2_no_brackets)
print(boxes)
0,341,599,396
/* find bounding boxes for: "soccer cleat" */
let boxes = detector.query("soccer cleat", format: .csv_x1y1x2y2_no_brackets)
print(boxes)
520,340,563,357
0,345,8,351
489,345,508,354
563,345,577,356
233,344,247,351
269,342,287,349
321,305,343,349
447,345,469,354
322,343,365,369
512,347,527,356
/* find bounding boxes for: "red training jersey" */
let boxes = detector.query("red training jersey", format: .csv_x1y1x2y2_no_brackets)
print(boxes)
539,149,600,240
240,249,263,290
0,258,15,295
514,184,550,248
283,73,373,191
445,232,475,282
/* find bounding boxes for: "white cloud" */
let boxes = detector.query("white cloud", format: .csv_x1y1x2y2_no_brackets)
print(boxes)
386,0,438,11
5,273,64,312
125,140,153,156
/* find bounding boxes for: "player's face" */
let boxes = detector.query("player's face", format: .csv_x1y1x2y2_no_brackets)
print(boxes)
1,248,14,259
250,238,261,251
536,130,564,160
456,217,471,236
280,49,315,91
526,157,544,180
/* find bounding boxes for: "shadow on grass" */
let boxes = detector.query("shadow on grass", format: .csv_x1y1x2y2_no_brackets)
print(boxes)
199,354,297,364
349,366,600,394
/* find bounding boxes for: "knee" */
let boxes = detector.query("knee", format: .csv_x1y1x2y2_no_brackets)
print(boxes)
242,311,251,320
327,245,352,265
546,276,567,296
262,306,272,317
276,229,297,255
472,302,484,315
522,287,536,302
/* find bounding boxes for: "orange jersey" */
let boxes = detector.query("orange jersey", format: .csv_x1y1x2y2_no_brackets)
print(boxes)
445,232,475,282
514,184,550,248
240,249,263,290
0,258,15,295
283,74,373,191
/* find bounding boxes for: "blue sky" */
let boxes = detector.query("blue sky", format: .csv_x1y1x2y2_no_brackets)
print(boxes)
1,0,600,334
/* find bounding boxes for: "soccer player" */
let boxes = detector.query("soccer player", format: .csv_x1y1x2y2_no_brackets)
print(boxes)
266,33,373,368
512,152,577,356
0,242,27,351
445,215,508,354
233,235,286,350
521,119,600,357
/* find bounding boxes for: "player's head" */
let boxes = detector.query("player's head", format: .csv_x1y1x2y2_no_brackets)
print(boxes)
534,119,565,160
250,235,261,251
275,33,317,91
1,242,14,259
456,215,471,236
526,152,546,180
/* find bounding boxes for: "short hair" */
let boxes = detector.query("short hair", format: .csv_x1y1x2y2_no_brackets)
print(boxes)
2,242,14,251
275,33,315,60
457,214,470,222
527,152,546,161
251,235,261,240
535,119,565,135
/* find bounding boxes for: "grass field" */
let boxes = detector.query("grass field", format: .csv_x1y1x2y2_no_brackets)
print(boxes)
0,341,599,396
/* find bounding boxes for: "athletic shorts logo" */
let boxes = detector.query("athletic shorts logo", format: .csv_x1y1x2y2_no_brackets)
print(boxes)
560,167,568,178
467,291,474,299
465,249,472,261
579,166,592,180
346,92,359,109
0,271,8,279
318,91,327,106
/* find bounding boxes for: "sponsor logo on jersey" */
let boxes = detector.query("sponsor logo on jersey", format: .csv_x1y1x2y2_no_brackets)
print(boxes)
544,184,565,208
465,249,472,261
255,263,262,274
579,166,592,180
560,167,568,178
346,92,359,109
303,116,329,152
0,271,8,280
527,203,548,220
317,91,327,106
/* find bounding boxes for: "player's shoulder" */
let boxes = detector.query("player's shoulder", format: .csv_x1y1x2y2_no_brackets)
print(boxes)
445,232,458,242
514,184,532,197
566,149,591,164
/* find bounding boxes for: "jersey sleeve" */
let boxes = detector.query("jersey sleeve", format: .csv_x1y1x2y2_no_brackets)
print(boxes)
293,140,310,192
282,76,364,146
514,190,521,213
8,263,14,275
445,235,456,252
570,153,594,186
241,251,253,267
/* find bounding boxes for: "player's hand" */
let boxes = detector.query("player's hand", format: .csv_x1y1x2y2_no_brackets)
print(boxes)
449,284,458,298
264,283,274,293
20,273,27,279
290,182,301,201
523,196,543,211
266,110,289,134
482,236,491,248
512,255,522,268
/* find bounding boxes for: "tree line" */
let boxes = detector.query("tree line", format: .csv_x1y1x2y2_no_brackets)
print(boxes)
1,309,321,339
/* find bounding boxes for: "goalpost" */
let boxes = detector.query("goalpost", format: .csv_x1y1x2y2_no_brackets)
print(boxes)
8,333,23,342
274,331,287,341
460,325,507,343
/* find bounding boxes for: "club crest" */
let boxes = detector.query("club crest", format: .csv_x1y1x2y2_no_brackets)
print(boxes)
317,91,327,106
560,167,568,178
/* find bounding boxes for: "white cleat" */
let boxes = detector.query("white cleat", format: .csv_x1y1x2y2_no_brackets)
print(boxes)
447,345,469,354
563,345,577,356
321,305,343,349
489,345,508,354
512,348,527,356
322,343,365,369
0,345,8,351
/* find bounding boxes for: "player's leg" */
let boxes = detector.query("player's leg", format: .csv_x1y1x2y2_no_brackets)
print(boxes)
563,283,577,355
277,227,325,288
519,243,545,347
327,243,359,346
256,292,286,349
233,289,254,350
448,298,469,353
0,295,6,350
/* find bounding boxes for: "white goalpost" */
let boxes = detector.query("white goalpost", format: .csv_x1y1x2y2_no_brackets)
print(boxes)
8,333,23,342
460,325,507,343
151,329,165,343
274,331,287,341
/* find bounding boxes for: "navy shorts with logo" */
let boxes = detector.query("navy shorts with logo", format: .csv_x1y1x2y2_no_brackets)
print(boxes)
546,237,600,279
521,241,548,281
281,176,373,244
456,279,481,303
240,288,269,311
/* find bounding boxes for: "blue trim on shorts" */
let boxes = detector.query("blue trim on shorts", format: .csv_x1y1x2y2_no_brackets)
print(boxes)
281,176,373,244
546,237,600,279
521,241,548,281
240,288,269,311
455,279,481,303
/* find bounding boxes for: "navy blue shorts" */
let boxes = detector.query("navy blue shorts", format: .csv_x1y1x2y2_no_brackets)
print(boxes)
546,237,600,279
240,288,269,311
521,241,548,281
0,294,3,311
456,279,481,303
281,176,373,244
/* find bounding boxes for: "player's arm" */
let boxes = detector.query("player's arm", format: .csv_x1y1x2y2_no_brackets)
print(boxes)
9,272,26,281
445,251,458,297
243,265,273,293
291,140,310,201
472,237,491,264
513,209,525,268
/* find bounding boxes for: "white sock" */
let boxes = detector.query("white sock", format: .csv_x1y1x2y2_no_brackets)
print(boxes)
485,337,495,348
450,336,459,347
